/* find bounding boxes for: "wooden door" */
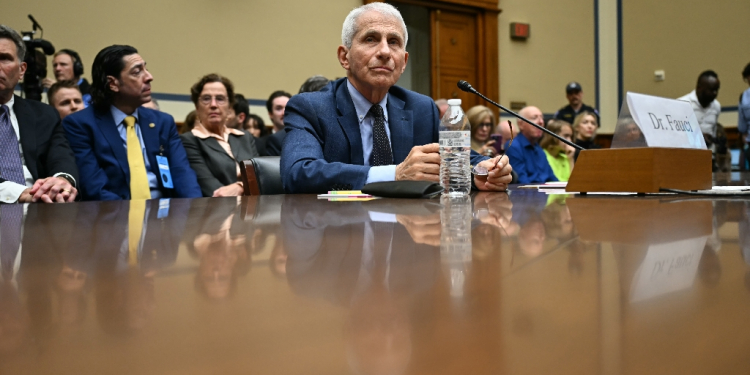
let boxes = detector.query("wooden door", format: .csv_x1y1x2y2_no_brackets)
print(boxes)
433,10,479,108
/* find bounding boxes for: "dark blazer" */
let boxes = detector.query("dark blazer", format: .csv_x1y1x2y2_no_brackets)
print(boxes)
62,106,201,201
0,95,79,185
180,129,259,197
264,129,285,156
280,78,487,193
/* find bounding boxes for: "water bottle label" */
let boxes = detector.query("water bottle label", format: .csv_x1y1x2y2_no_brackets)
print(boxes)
439,131,471,147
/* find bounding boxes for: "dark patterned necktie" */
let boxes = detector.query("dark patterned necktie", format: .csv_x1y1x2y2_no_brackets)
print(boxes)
0,105,25,185
1,204,23,281
368,104,393,166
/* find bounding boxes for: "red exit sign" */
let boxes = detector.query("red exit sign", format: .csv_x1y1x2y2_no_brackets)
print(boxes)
510,22,530,40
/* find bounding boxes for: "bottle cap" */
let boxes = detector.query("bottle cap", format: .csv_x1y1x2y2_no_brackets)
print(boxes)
447,99,462,106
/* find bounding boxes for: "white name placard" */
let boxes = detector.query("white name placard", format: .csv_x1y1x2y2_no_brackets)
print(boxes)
626,92,706,149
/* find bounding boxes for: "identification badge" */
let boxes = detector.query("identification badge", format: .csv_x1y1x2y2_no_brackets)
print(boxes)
155,156,174,188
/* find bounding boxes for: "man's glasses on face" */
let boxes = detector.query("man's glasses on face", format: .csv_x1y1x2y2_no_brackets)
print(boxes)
199,95,228,106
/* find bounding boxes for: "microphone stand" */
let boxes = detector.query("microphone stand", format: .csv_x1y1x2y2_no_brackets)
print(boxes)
457,80,584,151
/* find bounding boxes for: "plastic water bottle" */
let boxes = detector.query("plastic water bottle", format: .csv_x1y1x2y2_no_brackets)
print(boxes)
439,99,471,196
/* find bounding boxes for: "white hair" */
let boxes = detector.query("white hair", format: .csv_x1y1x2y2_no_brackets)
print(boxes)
341,3,408,49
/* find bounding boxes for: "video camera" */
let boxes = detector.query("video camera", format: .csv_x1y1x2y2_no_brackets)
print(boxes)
21,15,55,101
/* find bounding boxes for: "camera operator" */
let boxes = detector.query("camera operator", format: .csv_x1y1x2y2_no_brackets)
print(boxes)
42,49,91,106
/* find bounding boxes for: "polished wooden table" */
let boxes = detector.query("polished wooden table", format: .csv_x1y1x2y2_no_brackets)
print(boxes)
2,188,749,374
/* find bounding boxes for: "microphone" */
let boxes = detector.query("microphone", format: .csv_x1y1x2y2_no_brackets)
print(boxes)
28,14,43,32
457,80,584,151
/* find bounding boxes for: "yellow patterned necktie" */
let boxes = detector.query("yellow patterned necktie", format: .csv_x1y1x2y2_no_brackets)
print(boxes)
124,116,151,200
128,199,146,266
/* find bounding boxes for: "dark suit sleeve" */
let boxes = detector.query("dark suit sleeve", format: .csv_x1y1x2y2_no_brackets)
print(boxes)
62,115,123,201
42,113,80,184
179,133,223,197
163,116,202,198
281,95,370,194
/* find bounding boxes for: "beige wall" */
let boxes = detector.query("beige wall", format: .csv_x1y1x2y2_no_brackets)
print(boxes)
622,0,748,126
498,0,596,116
6,1,746,127
5,0,360,121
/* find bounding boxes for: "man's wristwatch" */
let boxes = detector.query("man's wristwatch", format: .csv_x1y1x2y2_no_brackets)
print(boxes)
54,172,77,188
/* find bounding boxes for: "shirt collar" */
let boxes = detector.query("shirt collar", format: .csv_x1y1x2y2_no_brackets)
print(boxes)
191,123,244,140
111,105,139,126
516,132,536,149
346,79,388,124
4,95,15,109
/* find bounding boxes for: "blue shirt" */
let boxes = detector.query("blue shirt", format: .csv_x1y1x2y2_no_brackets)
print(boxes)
110,106,162,198
739,88,750,142
346,79,396,184
505,133,558,184
77,78,92,107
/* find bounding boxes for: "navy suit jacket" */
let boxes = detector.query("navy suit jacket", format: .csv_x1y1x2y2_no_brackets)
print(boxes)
280,78,487,193
62,106,201,201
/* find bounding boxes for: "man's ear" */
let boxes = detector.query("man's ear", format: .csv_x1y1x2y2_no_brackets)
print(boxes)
337,45,350,70
237,112,246,125
18,61,27,81
400,51,409,73
107,75,119,93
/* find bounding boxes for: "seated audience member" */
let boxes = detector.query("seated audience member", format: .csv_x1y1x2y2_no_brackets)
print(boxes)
266,76,332,157
42,49,92,106
180,74,260,197
181,110,198,134
679,70,723,168
467,105,497,157
281,3,511,193
572,111,600,160
554,82,599,126
505,106,557,184
0,25,78,204
540,120,575,181
244,114,267,138
299,75,331,94
263,90,293,156
226,93,249,130
48,80,84,119
245,113,269,155
142,97,159,111
612,117,645,148
434,98,449,118
740,63,750,167
63,44,201,200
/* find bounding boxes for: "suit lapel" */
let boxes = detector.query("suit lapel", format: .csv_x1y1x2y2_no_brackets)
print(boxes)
335,82,364,165
96,109,130,178
386,93,413,164
227,134,251,161
12,96,39,179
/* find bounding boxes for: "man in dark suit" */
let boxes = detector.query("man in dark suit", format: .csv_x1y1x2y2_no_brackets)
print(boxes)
0,25,78,204
62,45,201,200
281,3,512,194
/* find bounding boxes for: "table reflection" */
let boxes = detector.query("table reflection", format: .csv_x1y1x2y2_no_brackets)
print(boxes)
1,191,749,374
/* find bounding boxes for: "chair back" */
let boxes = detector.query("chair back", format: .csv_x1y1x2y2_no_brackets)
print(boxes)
240,156,283,195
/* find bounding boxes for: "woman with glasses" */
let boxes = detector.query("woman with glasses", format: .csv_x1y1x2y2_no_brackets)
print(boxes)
180,74,259,197
467,105,498,157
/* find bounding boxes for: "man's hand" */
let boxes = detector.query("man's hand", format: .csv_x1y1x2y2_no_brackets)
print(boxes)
18,188,34,203
396,143,441,182
29,177,77,203
213,183,244,197
41,77,56,89
474,155,513,191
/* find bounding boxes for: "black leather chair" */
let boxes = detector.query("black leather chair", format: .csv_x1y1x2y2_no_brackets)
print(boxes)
240,156,283,195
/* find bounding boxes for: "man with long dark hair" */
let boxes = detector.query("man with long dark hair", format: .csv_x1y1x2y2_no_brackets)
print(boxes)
62,45,200,200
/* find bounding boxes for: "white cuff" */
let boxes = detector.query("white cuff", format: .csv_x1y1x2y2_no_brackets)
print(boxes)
53,172,77,188
0,181,28,203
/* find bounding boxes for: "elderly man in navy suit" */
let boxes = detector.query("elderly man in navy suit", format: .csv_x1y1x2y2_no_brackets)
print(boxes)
63,45,200,201
281,3,512,194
